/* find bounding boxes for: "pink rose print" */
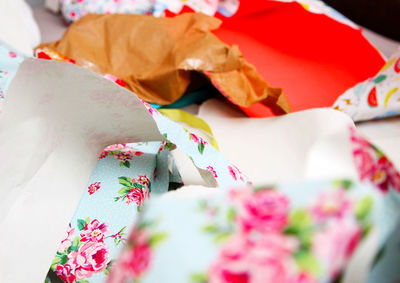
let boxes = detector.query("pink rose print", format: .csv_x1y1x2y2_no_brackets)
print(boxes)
370,156,400,192
55,264,75,283
140,99,160,117
137,175,150,186
67,240,110,280
99,150,108,159
158,141,167,152
206,166,218,185
108,224,166,283
190,133,199,143
158,135,173,152
100,144,126,159
228,165,245,182
311,189,352,221
58,227,75,253
208,233,303,283
69,11,77,20
126,187,149,207
88,182,101,195
351,127,400,192
230,188,289,233
189,132,207,154
116,176,151,208
80,219,109,243
313,219,361,278
197,182,371,283
122,232,151,276
99,143,143,168
297,273,318,283
115,151,134,163
8,51,16,58
52,218,127,282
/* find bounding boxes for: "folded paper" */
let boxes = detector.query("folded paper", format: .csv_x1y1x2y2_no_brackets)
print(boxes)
333,47,400,122
206,0,384,117
108,178,400,283
0,57,248,282
38,13,291,115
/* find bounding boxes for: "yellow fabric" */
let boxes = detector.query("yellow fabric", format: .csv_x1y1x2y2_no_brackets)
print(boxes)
159,109,219,150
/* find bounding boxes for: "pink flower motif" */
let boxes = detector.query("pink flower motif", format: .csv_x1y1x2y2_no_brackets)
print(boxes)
8,51,16,58
137,175,150,186
208,233,302,283
67,241,110,280
206,166,218,185
370,157,400,192
69,11,77,19
353,147,375,180
58,227,75,253
126,186,149,207
296,273,318,283
108,230,152,283
115,151,133,162
230,188,289,233
140,100,159,117
189,133,208,146
313,219,361,279
55,264,76,283
148,105,159,117
190,133,200,143
88,182,101,195
351,127,400,192
99,150,108,159
311,189,352,221
106,144,127,151
228,165,245,182
99,144,143,162
80,220,109,243
99,144,125,159
158,141,167,152
206,166,218,178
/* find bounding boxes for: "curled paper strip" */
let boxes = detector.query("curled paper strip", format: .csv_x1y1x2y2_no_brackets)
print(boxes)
108,177,400,283
333,48,400,122
0,58,248,283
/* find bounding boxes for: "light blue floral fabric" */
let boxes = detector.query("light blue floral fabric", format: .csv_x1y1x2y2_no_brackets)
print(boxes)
108,179,400,283
0,41,25,100
59,0,239,23
0,41,250,283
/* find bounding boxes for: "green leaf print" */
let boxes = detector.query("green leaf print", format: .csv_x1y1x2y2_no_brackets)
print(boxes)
118,176,133,187
77,219,86,231
198,142,205,154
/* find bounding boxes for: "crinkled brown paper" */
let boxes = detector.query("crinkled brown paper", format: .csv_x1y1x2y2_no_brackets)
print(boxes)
38,13,291,114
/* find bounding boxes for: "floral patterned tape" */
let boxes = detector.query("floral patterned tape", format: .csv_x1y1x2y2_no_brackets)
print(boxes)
0,40,25,107
48,105,250,283
60,0,239,23
46,101,249,283
107,178,400,283
333,47,400,122
49,141,171,283
0,42,250,282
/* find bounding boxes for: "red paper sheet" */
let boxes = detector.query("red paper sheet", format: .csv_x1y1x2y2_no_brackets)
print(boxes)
168,1,385,117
